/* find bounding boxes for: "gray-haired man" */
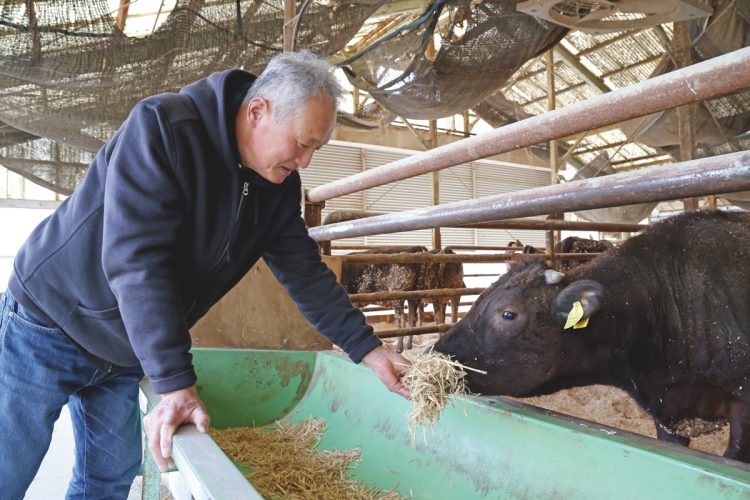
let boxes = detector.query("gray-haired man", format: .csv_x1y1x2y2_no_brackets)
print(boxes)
0,50,410,498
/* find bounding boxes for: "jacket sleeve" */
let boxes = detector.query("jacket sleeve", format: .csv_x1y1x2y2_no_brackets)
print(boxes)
262,201,381,363
101,100,196,394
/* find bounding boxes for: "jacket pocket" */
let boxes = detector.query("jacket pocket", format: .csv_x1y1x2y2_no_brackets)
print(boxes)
64,304,138,367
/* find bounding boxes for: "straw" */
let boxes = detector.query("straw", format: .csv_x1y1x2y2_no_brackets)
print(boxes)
210,418,401,499
401,351,485,443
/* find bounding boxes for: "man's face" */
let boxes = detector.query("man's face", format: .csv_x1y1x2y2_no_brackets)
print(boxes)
237,91,336,184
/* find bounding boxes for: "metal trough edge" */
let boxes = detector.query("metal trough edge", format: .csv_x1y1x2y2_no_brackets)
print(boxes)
139,381,262,499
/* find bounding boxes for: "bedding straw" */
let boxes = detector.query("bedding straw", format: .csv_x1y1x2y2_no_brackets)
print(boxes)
210,418,401,499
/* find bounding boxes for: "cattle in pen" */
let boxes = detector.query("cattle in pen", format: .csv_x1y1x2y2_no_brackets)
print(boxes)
554,236,615,271
419,248,465,326
340,246,427,352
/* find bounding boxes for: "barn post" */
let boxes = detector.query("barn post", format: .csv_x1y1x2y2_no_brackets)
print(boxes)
115,0,129,32
282,0,295,52
430,119,442,250
303,188,328,254
546,49,561,266
673,20,699,212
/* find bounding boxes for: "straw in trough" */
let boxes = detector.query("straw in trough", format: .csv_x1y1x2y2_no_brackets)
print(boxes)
210,418,401,499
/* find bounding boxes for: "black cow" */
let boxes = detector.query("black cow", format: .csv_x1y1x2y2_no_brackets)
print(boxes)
433,211,750,461
554,236,615,271
555,236,614,254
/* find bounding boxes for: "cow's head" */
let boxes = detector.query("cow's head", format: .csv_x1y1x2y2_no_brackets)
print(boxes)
431,259,603,396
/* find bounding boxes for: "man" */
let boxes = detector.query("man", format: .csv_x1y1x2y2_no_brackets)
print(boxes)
0,50,410,498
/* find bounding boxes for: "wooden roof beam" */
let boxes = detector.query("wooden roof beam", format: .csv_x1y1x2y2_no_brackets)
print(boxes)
115,0,130,31
554,45,611,94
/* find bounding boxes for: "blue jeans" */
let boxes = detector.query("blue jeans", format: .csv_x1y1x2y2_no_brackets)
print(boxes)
0,292,145,499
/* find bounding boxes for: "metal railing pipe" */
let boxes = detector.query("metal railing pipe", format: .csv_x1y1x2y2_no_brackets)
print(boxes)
459,219,645,232
376,324,453,339
349,287,485,302
308,47,750,203
308,151,750,241
324,212,646,232
338,252,597,264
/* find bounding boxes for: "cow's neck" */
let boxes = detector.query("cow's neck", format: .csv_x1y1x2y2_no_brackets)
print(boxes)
554,253,659,385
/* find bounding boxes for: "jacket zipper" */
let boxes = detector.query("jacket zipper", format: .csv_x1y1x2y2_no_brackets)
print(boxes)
187,180,249,316
236,181,249,222
219,180,249,264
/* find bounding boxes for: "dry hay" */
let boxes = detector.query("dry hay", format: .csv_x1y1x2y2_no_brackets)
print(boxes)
210,418,401,499
401,351,484,442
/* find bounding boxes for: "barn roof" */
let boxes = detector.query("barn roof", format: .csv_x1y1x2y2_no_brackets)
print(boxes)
0,0,747,216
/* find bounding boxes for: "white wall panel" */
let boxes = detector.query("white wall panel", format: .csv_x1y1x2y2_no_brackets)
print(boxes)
302,142,551,248
300,144,365,244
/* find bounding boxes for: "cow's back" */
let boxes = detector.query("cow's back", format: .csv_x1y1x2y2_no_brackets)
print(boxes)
582,211,750,380
340,246,427,294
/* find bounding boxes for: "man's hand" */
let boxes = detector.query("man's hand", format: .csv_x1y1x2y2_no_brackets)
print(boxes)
362,345,412,399
143,385,210,472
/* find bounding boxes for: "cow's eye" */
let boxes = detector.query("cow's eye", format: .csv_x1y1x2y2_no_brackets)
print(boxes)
501,309,518,321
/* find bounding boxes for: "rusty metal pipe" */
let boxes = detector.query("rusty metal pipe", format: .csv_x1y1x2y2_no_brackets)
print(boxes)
327,217,645,233
308,151,750,241
332,244,419,250
459,219,645,232
376,324,453,339
335,244,525,251
362,301,474,312
339,252,597,264
436,245,524,251
308,47,750,203
350,287,485,302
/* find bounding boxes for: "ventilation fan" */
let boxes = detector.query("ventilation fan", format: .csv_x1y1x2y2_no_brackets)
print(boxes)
517,0,712,34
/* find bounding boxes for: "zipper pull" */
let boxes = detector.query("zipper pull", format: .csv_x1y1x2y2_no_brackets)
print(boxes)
236,181,249,222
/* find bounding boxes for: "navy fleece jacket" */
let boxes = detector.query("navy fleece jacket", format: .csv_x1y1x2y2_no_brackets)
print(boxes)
8,69,381,393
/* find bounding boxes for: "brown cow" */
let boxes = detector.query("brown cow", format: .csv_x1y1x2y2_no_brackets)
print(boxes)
340,246,427,352
420,248,465,326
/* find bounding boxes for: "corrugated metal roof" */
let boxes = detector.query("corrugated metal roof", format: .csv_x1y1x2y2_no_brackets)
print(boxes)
342,1,748,177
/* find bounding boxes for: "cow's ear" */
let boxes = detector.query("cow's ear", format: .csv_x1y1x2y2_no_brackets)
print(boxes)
553,280,604,327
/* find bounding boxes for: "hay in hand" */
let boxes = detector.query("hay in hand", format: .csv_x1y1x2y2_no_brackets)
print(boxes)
402,351,485,442
210,418,401,500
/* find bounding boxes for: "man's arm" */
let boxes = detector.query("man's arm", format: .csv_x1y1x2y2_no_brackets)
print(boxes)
263,208,411,398
102,100,196,394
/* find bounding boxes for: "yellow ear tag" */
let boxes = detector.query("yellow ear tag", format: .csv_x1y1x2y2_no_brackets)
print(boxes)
564,301,584,330
573,316,589,329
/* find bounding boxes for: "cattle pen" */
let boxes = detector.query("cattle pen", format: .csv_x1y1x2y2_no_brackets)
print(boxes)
137,48,750,498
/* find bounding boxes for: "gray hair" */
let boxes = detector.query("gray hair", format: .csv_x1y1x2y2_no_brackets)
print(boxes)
243,50,344,122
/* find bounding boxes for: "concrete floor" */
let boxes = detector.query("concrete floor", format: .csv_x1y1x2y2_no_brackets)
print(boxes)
24,405,172,500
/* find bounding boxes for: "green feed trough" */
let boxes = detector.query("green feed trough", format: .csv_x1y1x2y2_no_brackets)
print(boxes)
139,348,750,499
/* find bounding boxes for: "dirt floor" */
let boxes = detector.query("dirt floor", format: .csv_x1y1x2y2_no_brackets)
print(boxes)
376,327,729,459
